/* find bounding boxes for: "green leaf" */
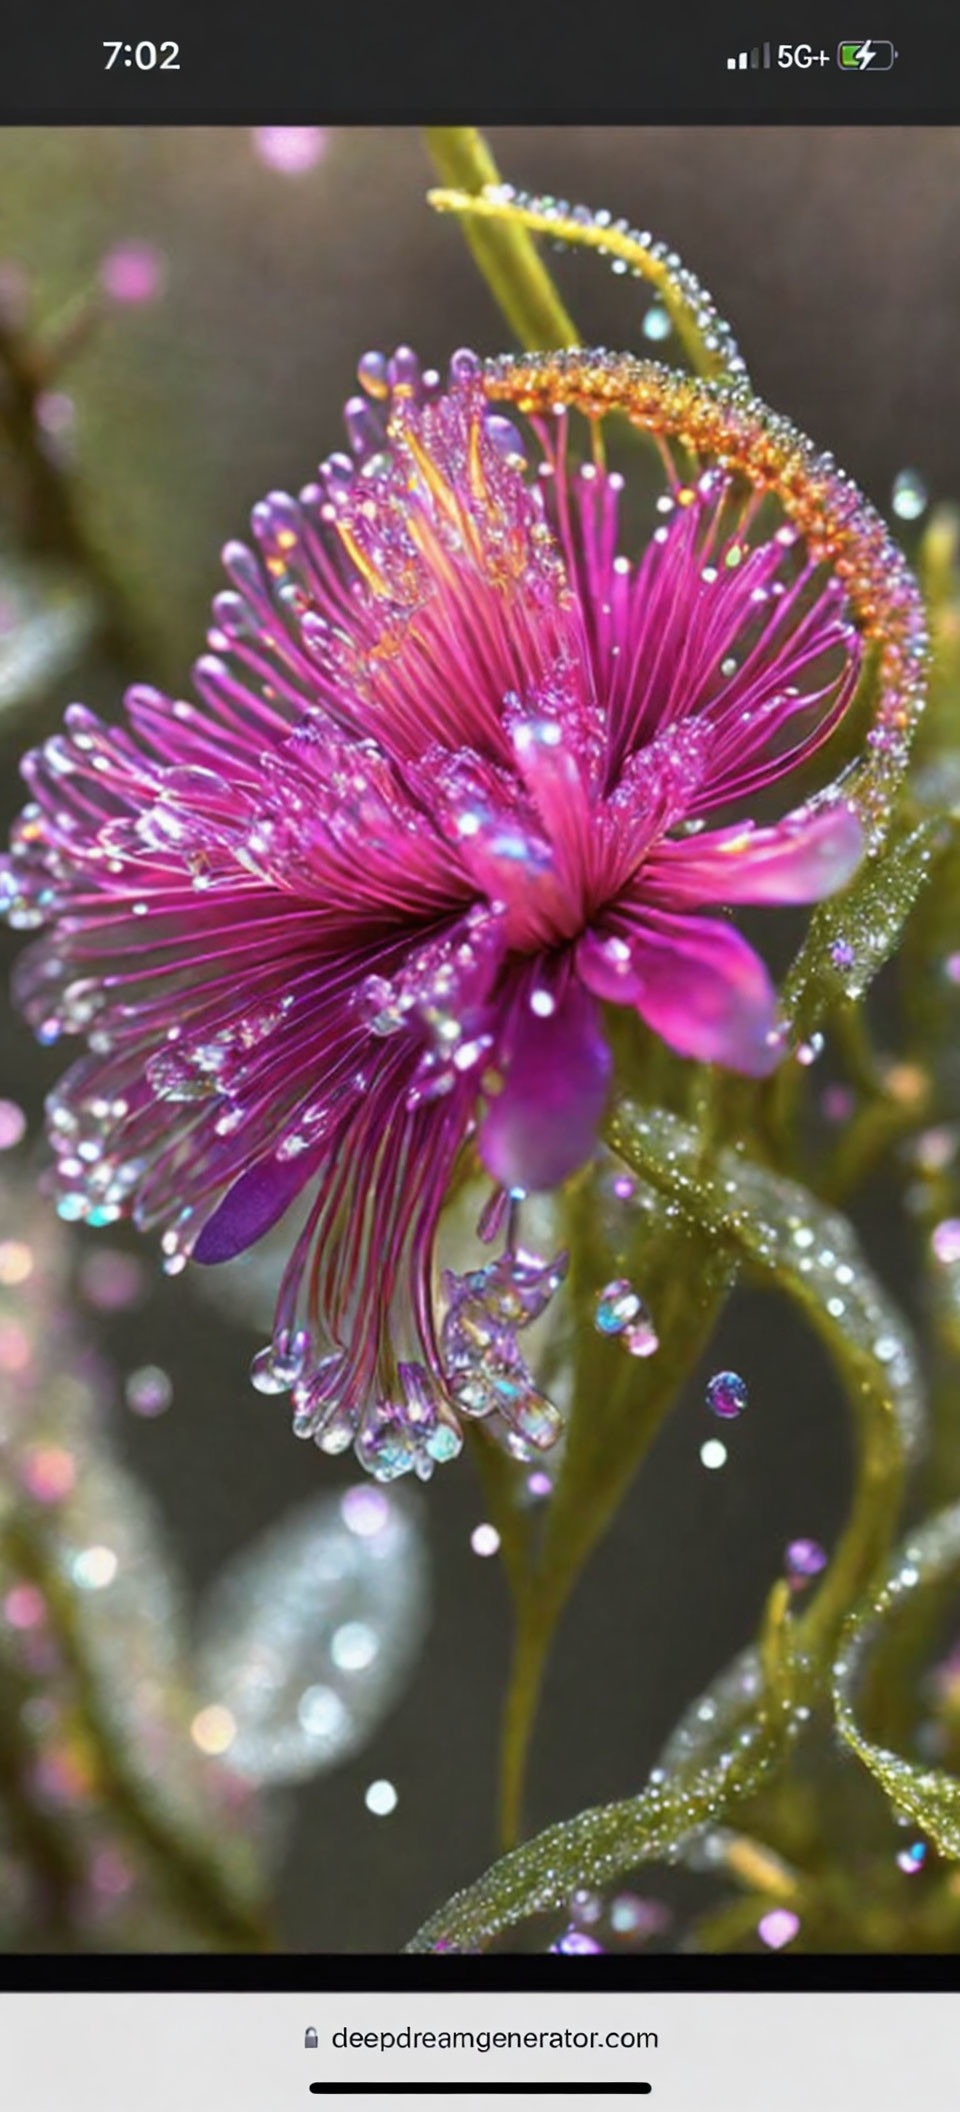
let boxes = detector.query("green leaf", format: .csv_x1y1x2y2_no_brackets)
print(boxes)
834,1502,960,1856
407,1114,920,1949
408,1588,804,1953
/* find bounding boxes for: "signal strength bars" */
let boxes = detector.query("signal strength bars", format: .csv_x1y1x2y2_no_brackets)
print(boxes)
727,42,772,67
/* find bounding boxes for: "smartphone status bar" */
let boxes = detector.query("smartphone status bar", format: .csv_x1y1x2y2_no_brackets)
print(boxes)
0,11,947,123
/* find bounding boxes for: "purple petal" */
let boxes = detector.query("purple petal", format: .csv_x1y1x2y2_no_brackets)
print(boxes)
644,803,863,907
479,977,612,1191
193,1146,321,1264
578,909,781,1076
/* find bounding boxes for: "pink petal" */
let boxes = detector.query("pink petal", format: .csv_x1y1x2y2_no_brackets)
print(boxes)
193,1145,322,1263
644,802,863,908
479,976,612,1191
578,910,781,1076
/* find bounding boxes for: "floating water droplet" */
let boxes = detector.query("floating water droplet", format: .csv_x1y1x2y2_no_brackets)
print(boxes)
757,1907,800,1949
785,1537,827,1586
700,1439,728,1470
123,1365,172,1419
896,1840,927,1874
891,469,928,522
642,304,671,342
364,1776,398,1816
705,1370,748,1420
526,1470,553,1502
594,1279,642,1334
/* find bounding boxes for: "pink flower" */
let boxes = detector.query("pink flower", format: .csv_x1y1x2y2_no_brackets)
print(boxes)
2,345,872,1480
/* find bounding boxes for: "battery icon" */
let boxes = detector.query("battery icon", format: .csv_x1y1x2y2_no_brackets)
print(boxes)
837,39,897,68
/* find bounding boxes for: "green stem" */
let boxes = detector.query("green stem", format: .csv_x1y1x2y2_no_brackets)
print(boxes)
422,130,580,352
493,1186,728,1848
498,1598,556,1851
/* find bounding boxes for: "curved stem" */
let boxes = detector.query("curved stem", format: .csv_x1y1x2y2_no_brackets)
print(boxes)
408,1113,913,1952
425,167,741,384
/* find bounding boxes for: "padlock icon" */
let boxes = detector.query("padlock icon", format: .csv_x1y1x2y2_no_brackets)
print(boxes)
304,2028,318,2050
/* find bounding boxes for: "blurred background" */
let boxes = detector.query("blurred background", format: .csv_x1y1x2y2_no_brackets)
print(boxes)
0,125,955,1953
